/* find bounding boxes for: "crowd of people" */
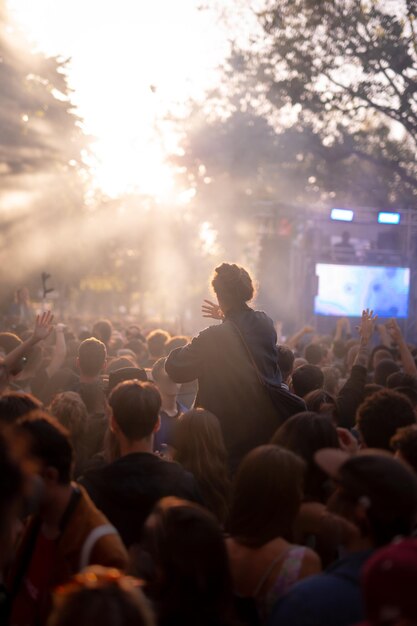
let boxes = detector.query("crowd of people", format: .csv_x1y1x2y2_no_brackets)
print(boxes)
1,262,417,626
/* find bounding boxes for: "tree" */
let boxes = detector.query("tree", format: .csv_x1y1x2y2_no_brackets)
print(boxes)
0,2,90,292
228,0,417,205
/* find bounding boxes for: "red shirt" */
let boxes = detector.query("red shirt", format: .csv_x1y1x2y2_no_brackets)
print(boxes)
10,530,57,626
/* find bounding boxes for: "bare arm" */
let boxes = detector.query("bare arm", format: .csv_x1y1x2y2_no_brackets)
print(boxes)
3,311,54,373
45,323,67,378
353,309,377,368
286,325,315,350
376,323,392,348
386,319,417,376
334,317,350,342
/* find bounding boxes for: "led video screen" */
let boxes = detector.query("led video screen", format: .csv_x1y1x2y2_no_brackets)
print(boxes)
314,264,410,318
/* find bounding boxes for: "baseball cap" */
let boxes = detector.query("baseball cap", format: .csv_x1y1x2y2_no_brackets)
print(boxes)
315,449,417,526
358,539,417,625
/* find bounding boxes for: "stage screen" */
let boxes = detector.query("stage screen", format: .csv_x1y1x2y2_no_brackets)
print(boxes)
314,264,410,318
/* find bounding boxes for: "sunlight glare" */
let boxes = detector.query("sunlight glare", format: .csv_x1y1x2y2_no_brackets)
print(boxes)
7,0,230,198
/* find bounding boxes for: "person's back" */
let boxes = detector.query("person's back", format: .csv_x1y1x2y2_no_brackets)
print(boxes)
227,446,320,623
74,338,108,457
80,381,202,547
166,264,304,469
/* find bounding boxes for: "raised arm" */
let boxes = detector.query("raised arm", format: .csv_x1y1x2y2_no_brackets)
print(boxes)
386,318,417,377
337,309,376,428
286,325,315,350
45,323,67,378
2,311,54,373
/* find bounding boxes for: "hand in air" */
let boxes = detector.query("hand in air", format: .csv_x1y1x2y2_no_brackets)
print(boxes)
357,309,377,345
32,311,54,342
201,300,224,321
386,318,402,344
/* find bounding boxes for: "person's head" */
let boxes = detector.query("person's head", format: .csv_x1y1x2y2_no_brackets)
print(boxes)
108,367,148,395
321,366,340,396
394,386,417,409
173,409,230,524
138,497,234,626
356,389,416,451
386,372,417,391
92,319,113,346
15,411,73,506
0,332,24,375
391,425,417,475
304,343,323,366
49,567,155,626
151,358,178,398
16,287,30,304
124,339,148,365
165,336,188,354
109,381,161,445
0,332,22,356
0,392,42,426
0,431,24,569
332,339,347,361
370,346,395,371
317,449,417,547
107,357,137,374
229,445,305,546
146,330,170,359
211,263,254,313
293,357,307,370
77,338,107,378
49,392,87,454
363,383,384,399
304,389,336,415
272,412,339,502
374,358,400,387
360,539,417,626
291,364,324,398
277,345,295,382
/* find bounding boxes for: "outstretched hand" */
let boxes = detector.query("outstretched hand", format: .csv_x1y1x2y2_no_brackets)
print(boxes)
201,300,224,321
32,311,54,342
357,309,377,345
386,318,403,344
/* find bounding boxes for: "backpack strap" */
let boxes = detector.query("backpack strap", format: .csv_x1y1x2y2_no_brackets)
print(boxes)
79,524,118,571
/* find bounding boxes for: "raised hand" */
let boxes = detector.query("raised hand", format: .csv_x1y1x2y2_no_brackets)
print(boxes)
357,309,377,345
302,325,315,334
201,300,224,321
386,318,403,344
32,311,54,342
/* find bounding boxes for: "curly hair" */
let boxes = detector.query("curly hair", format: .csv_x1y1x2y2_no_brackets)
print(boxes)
391,425,417,474
50,392,88,451
356,389,416,451
211,263,254,309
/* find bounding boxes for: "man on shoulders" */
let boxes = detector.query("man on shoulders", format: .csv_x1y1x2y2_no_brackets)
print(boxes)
80,380,202,547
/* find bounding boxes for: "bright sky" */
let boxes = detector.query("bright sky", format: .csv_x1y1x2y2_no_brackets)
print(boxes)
8,0,231,197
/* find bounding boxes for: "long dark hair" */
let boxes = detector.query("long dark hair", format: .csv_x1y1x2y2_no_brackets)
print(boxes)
173,409,231,525
271,412,339,502
140,497,237,626
228,445,305,547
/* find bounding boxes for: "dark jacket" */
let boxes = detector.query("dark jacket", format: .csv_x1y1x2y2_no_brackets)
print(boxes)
79,452,202,547
166,306,301,470
267,549,373,626
337,365,368,429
